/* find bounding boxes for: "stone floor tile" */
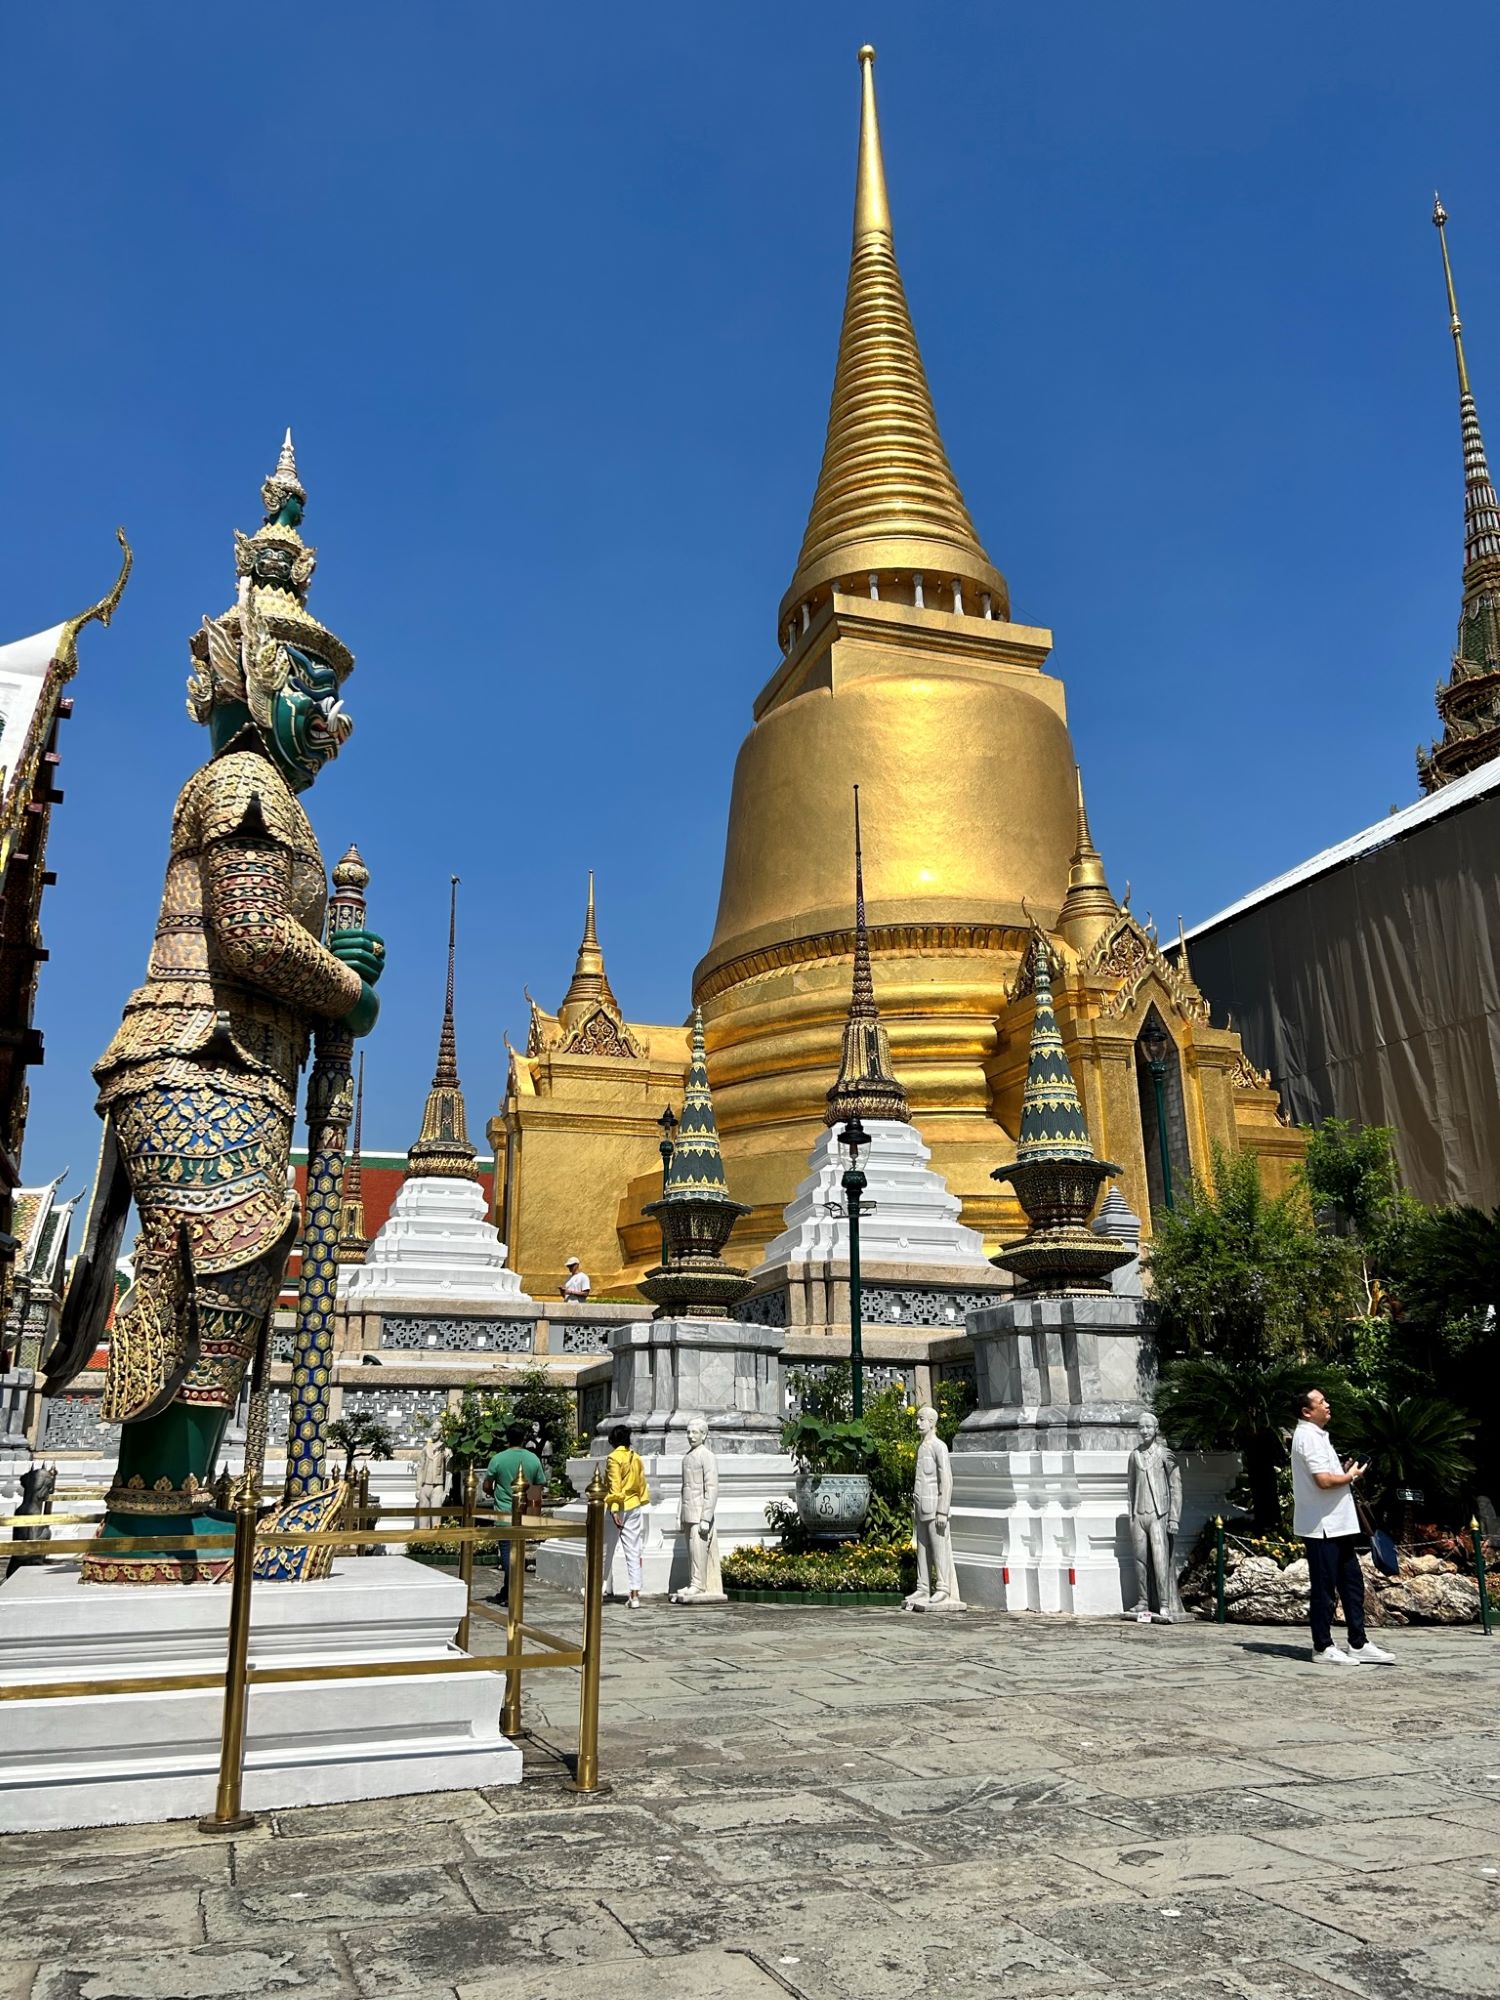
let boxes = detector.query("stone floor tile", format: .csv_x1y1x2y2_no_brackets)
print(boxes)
455,1947,795,1998
201,1865,472,1941
1256,1812,1500,1873
832,1771,1095,1822
0,1969,35,2000
602,1879,1106,1998
1067,1753,1294,1798
1022,1886,1359,1978
30,1944,349,2000
0,1895,204,1965
1245,1860,1500,1951
1305,1937,1500,1998
340,1905,641,1994
661,1788,860,1836
461,1803,693,1894
677,1818,931,1887
0,1845,231,1910
1046,1829,1315,1894
1071,1785,1323,1841
269,1792,497,1839
234,1825,469,1885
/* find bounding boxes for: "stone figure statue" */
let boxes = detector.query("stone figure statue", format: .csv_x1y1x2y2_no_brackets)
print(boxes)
671,1416,725,1602
415,1433,449,1521
905,1404,964,1612
5,1461,57,1577
42,435,386,1581
1128,1411,1185,1621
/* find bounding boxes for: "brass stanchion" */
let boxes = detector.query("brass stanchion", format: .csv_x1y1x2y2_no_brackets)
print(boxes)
572,1465,607,1794
502,1465,527,1737
455,1464,478,1653
198,1486,260,1834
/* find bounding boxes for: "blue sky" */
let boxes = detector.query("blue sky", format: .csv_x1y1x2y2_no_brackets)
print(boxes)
4,2,1498,1185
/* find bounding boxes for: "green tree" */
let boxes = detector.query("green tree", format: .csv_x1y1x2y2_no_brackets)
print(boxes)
1385,1204,1500,1502
436,1366,578,1497
325,1412,395,1479
1302,1119,1421,1317
1339,1392,1475,1528
1147,1147,1355,1531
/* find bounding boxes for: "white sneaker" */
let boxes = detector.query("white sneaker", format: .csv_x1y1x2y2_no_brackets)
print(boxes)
1349,1640,1396,1665
1313,1646,1359,1665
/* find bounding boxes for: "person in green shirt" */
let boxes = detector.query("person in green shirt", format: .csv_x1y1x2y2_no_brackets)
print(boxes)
483,1422,545,1606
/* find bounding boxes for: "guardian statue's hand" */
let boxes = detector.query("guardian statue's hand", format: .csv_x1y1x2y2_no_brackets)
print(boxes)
330,926,386,985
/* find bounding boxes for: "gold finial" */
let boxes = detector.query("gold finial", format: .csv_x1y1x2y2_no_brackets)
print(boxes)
56,527,133,683
1434,192,1471,397
559,869,621,1027
779,51,1009,632
854,44,891,244
1055,766,1117,955
826,785,910,1127
332,842,370,895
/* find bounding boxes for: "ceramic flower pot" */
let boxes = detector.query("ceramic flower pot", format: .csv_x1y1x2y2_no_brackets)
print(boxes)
794,1471,871,1538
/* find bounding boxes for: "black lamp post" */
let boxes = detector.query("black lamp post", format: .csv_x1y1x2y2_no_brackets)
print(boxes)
655,1104,679,1261
1138,1022,1175,1212
839,1116,871,1418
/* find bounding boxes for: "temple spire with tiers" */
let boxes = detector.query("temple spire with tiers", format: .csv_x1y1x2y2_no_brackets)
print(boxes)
779,45,1009,638
1420,196,1500,791
558,871,621,1031
406,875,477,1180
826,786,909,1127
1055,767,1118,956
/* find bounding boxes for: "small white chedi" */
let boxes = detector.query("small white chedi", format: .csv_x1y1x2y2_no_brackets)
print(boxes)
340,877,530,1306
758,1118,992,1272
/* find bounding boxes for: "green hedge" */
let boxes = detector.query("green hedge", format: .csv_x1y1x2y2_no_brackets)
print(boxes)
722,1536,915,1595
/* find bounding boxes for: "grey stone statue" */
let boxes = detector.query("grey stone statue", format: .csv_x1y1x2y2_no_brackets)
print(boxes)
414,1433,449,1522
905,1405,964,1612
1128,1411,1185,1621
671,1417,725,1602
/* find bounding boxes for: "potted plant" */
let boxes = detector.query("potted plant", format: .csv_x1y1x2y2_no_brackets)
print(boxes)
782,1410,878,1537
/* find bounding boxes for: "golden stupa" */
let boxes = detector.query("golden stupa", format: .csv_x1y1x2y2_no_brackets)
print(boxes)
691,47,1298,1257
495,48,1299,1296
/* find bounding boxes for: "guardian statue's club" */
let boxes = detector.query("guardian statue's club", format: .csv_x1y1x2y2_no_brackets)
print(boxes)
47,434,386,1581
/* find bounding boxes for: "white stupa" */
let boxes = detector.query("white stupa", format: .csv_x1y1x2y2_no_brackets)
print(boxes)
341,879,529,1305
754,791,991,1281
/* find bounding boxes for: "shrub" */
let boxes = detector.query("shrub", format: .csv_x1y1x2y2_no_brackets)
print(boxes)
723,1537,916,1595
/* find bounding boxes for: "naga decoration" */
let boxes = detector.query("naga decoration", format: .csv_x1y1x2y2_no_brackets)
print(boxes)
47,431,385,1582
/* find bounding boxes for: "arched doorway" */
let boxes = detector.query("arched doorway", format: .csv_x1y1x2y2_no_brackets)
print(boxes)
1134,1006,1191,1216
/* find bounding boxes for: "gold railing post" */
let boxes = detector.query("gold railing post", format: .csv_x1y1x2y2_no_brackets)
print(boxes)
502,1465,527,1737
455,1463,478,1653
573,1465,607,1794
198,1486,259,1834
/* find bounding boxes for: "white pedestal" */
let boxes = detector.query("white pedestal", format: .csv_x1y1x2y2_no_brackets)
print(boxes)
340,1175,531,1303
0,1554,519,1831
951,1449,1240,1615
536,1449,796,1598
757,1121,992,1273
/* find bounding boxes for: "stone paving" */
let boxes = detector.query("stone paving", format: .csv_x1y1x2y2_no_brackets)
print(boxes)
1,1583,1498,1999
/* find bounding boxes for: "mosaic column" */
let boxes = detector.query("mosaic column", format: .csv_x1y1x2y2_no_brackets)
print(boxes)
284,845,368,1497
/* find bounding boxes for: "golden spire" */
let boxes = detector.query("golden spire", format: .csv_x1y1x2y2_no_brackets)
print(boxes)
1055,766,1118,956
1434,195,1471,397
407,875,477,1179
337,1052,368,1262
558,870,622,1030
780,46,1009,634
826,786,910,1126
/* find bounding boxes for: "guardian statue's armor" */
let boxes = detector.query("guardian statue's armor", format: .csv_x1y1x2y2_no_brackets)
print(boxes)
47,435,384,1580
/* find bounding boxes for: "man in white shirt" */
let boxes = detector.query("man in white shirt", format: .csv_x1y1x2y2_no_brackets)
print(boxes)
1292,1387,1395,1667
561,1257,591,1302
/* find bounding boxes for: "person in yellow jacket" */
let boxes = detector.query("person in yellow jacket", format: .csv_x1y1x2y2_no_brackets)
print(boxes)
604,1423,649,1607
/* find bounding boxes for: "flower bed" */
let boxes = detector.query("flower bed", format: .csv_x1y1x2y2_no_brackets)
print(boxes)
722,1536,915,1601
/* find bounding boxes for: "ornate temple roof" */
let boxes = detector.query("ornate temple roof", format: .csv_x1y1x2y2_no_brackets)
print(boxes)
825,786,909,1127
779,46,1009,633
407,875,478,1179
1014,935,1097,1164
660,1009,737,1204
1420,199,1500,792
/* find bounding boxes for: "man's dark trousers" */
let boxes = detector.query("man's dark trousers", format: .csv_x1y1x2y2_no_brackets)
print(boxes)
1305,1533,1367,1652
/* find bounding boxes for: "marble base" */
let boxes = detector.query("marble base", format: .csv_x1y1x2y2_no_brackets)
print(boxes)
950,1448,1239,1615
0,1554,519,1831
536,1448,796,1599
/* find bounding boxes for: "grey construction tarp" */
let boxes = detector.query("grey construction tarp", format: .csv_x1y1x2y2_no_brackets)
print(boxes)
1182,783,1500,1210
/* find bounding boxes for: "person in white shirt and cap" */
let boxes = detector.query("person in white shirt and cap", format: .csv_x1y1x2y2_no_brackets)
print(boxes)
1292,1386,1395,1667
561,1257,591,1301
